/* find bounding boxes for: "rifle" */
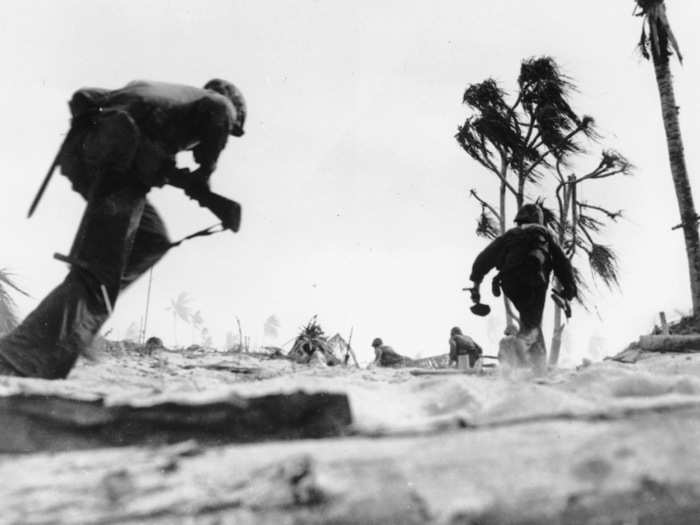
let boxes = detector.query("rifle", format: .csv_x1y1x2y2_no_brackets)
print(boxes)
28,126,82,218
166,168,242,233
345,326,359,367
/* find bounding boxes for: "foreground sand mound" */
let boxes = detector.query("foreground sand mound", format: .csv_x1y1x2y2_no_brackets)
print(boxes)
4,344,700,522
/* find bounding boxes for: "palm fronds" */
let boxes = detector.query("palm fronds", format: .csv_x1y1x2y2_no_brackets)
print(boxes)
519,57,577,123
167,292,193,323
264,315,280,338
0,269,28,335
588,244,620,289
601,150,634,175
577,213,606,233
288,316,340,366
571,264,591,308
635,0,682,63
476,206,500,239
457,79,524,172
462,79,508,112
533,199,558,230
518,57,596,166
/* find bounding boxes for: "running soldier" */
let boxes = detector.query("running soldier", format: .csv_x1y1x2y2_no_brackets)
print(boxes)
468,204,576,371
0,79,246,378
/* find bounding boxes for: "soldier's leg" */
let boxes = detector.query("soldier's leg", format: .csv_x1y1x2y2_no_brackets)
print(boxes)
500,274,547,370
120,200,171,291
0,183,147,379
514,285,548,372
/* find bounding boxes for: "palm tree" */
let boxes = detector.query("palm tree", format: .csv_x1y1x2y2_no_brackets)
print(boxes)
0,269,28,335
263,315,280,339
190,310,204,344
635,1,700,315
545,150,633,364
457,57,595,333
459,57,632,364
166,292,192,346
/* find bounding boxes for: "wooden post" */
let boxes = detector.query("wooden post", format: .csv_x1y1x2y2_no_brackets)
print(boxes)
659,312,670,335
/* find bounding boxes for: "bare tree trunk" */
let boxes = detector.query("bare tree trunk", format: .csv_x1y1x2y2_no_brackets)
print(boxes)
236,316,244,353
653,56,700,316
140,268,154,344
550,308,563,365
499,179,518,332
516,175,525,209
549,180,574,365
172,313,178,347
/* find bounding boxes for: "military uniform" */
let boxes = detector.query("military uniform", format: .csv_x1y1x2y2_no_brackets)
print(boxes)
469,205,576,369
0,79,245,379
371,338,407,367
448,327,482,367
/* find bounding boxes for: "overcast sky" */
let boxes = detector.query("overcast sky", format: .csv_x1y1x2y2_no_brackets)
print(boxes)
2,1,700,365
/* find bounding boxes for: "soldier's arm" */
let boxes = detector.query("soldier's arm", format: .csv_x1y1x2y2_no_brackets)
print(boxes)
369,347,382,368
469,234,506,285
449,338,457,364
549,237,577,300
191,97,234,183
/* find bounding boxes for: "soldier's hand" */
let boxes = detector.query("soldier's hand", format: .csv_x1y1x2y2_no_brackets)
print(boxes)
184,178,210,200
470,287,481,304
563,287,576,302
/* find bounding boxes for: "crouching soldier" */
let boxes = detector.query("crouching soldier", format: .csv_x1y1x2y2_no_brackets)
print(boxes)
449,327,482,369
0,79,246,378
468,204,576,372
370,338,408,368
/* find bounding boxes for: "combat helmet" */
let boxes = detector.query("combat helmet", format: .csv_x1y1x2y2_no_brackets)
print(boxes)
514,204,544,225
371,337,383,348
204,78,246,137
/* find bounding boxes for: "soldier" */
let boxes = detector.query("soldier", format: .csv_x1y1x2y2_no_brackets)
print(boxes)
448,326,482,368
370,337,407,367
0,79,246,378
468,204,576,371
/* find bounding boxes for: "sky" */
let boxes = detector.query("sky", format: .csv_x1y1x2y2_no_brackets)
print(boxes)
2,1,700,366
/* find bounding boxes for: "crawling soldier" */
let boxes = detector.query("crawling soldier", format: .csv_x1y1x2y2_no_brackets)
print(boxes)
468,204,576,372
0,79,246,378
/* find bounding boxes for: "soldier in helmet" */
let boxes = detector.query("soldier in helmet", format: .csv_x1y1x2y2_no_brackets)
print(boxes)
448,326,482,368
370,337,408,367
467,203,576,371
0,79,246,379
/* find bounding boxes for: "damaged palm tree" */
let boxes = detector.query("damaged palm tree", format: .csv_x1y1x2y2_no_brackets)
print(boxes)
542,149,633,363
287,316,341,366
456,57,594,331
457,56,633,364
634,1,700,317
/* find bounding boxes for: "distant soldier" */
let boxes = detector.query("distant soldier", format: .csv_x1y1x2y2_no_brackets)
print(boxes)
448,326,482,368
0,79,246,378
468,204,576,371
370,337,407,368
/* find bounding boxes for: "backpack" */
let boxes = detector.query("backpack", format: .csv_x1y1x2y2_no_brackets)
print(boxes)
499,224,552,283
